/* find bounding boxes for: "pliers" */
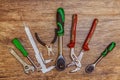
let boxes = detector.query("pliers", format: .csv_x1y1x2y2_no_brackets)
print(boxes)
67,14,81,72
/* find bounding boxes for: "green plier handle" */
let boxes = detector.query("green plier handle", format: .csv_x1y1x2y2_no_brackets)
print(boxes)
12,38,28,57
102,42,116,57
57,7,65,36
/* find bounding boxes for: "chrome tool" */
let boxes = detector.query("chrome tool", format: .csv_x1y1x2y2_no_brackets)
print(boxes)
67,14,81,73
56,8,66,71
67,19,98,72
12,38,40,71
9,48,34,74
85,42,116,73
35,28,57,56
24,24,55,73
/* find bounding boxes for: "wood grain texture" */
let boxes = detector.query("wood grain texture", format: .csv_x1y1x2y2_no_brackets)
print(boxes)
0,0,120,80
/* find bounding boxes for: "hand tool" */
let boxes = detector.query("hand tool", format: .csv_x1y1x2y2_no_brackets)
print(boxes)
35,28,57,56
67,19,98,71
56,7,66,71
67,14,81,72
85,42,116,73
24,24,55,73
9,48,35,74
12,38,40,71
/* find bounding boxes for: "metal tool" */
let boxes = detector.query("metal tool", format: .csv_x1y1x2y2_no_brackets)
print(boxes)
24,24,55,73
35,28,57,56
9,48,35,74
56,8,66,71
85,42,116,73
12,38,40,71
67,14,81,72
67,18,98,71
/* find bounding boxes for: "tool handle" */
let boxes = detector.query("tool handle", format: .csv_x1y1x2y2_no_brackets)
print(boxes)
82,18,98,51
67,14,77,48
57,7,65,36
9,48,27,66
12,38,28,57
102,42,116,57
35,33,46,46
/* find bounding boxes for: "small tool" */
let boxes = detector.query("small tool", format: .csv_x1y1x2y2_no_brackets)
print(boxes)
12,38,40,71
67,14,81,73
24,24,55,73
67,19,98,71
35,28,57,56
9,48,34,74
56,7,66,71
85,42,116,73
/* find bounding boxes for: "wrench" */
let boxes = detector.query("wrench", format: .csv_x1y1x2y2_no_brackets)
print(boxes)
9,48,35,74
56,8,66,71
12,38,40,71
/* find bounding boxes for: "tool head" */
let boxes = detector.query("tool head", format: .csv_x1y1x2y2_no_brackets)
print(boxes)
56,56,66,71
24,65,35,74
70,67,80,73
41,66,55,73
85,64,95,73
46,45,54,56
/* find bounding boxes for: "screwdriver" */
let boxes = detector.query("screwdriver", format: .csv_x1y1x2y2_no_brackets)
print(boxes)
12,38,38,70
85,42,116,73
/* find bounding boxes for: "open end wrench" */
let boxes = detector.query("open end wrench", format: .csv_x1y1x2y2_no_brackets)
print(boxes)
9,48,35,74
67,18,99,71
67,14,81,73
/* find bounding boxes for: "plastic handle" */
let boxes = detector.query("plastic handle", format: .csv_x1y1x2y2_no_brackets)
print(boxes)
82,18,98,51
57,7,65,36
102,42,116,57
12,38,28,57
67,14,77,48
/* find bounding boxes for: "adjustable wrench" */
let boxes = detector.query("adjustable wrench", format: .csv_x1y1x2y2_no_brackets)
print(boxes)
12,38,40,71
67,18,98,72
9,48,35,74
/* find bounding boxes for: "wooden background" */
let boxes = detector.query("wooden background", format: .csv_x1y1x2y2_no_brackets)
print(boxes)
0,0,120,80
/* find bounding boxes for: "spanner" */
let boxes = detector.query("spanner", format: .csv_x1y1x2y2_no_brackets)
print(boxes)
67,14,81,73
9,48,35,74
12,38,40,71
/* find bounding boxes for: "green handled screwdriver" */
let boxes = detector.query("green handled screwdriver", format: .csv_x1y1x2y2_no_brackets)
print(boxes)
12,38,38,70
85,42,116,73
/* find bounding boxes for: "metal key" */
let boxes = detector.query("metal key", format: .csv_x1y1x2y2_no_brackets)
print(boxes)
9,48,35,74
